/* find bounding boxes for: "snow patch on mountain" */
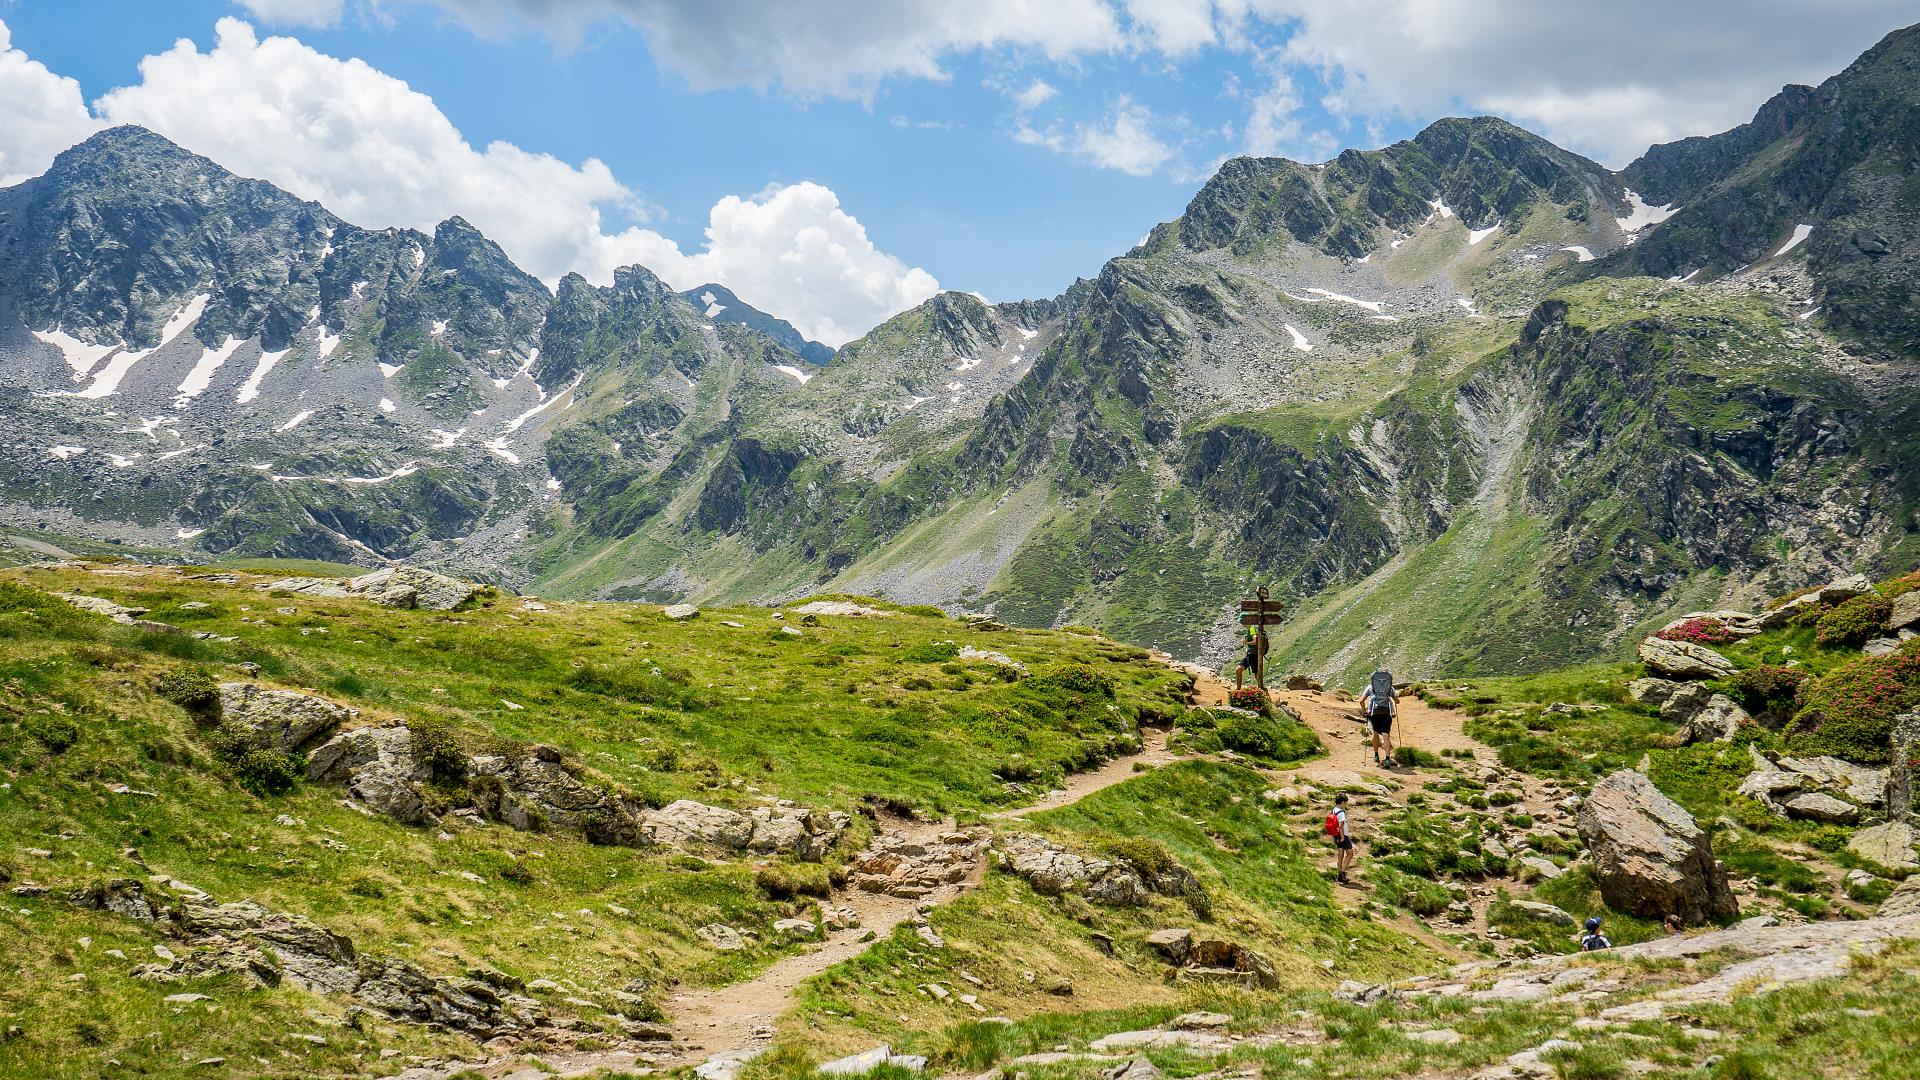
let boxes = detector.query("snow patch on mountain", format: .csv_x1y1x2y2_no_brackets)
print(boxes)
48,445,86,460
175,336,245,403
1615,190,1678,235
278,410,314,432
1468,223,1500,245
235,348,289,405
32,328,120,380
71,293,210,400
1561,245,1595,262
1775,224,1813,257
1283,324,1312,352
482,437,521,464
378,362,403,378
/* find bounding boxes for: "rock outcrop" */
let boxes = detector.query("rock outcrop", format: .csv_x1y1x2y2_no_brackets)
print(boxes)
217,683,352,753
81,881,544,1038
1636,638,1737,680
344,567,483,611
1848,821,1919,870
849,831,987,898
1626,678,1749,742
1576,770,1738,924
1890,711,1920,823
991,834,1198,908
1737,747,1886,821
306,725,432,824
1755,575,1875,629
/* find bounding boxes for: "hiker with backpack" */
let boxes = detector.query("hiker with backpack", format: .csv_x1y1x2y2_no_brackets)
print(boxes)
1359,668,1398,767
1326,793,1355,884
1578,916,1612,951
1235,623,1269,692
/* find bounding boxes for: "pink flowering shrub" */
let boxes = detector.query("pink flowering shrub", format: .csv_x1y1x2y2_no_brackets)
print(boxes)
1655,617,1739,646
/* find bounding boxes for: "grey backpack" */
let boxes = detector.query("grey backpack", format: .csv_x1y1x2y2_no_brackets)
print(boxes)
1370,670,1394,702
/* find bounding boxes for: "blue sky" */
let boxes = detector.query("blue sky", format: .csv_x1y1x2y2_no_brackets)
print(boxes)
0,1,1911,344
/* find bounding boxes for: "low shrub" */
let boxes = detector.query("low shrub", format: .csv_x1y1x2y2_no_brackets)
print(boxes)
411,719,468,783
1879,569,1920,600
1814,594,1892,647
1729,663,1809,716
1392,746,1444,769
156,666,222,724
1655,617,1739,646
1215,712,1320,764
230,748,302,796
1788,641,1920,761
1225,687,1270,712
1366,865,1450,917
1027,665,1116,699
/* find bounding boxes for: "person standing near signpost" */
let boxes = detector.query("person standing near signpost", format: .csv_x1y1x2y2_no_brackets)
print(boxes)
1235,587,1281,693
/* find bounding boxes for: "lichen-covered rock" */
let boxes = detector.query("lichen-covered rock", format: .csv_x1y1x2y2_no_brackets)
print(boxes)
55,593,149,622
263,576,349,598
1680,694,1751,744
646,800,755,849
848,832,986,898
1890,712,1920,824
306,726,431,825
1576,770,1738,924
1847,822,1919,870
743,804,852,861
1782,791,1859,823
468,748,640,840
989,834,1181,907
662,603,699,620
345,567,481,610
1637,637,1737,680
217,683,351,753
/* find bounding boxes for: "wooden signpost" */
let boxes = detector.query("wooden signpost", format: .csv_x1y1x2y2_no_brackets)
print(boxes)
1236,586,1284,690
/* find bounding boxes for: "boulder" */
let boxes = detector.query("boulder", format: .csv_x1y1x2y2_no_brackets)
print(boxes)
696,924,748,951
1509,900,1576,926
1626,678,1683,709
263,577,350,599
991,834,1165,907
1847,822,1919,871
1889,712,1920,824
345,567,481,611
849,831,985,898
1777,755,1885,806
217,684,351,753
1679,694,1751,744
1757,575,1876,629
469,749,643,842
662,603,699,620
1286,674,1323,692
1105,1058,1163,1080
817,1046,927,1076
1879,878,1920,917
1179,940,1278,988
646,800,754,849
1576,770,1738,924
744,805,852,861
1637,638,1736,680
306,726,432,825
1890,593,1920,633
1145,928,1194,965
56,593,150,622
1865,639,1902,657
1782,791,1860,823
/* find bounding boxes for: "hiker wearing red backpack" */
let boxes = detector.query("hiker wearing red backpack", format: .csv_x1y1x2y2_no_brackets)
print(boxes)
1326,793,1355,884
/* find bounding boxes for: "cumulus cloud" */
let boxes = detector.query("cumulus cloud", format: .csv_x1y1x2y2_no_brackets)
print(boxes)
235,0,347,27
1248,0,1915,166
1012,78,1058,111
66,18,931,346
0,20,101,186
430,0,1125,100
1017,95,1175,176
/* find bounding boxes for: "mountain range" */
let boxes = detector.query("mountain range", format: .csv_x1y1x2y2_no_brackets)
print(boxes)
2,22,1917,681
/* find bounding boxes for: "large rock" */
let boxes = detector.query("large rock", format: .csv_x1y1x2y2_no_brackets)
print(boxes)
1890,593,1920,632
1889,712,1920,824
217,683,351,753
263,576,350,599
1576,770,1738,924
1880,878,1920,917
56,593,149,622
306,726,431,824
1680,694,1751,744
1637,637,1737,680
1847,822,1919,870
849,832,985,898
468,748,645,843
743,804,852,861
1626,677,1683,709
1145,928,1194,965
646,800,754,849
990,834,1181,907
1782,791,1860,823
344,567,482,611
125,889,540,1037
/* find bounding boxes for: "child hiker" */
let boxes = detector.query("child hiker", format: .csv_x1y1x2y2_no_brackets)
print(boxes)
1326,793,1355,884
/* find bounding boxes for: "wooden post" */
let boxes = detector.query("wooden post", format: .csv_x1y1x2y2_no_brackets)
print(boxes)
1237,586,1284,690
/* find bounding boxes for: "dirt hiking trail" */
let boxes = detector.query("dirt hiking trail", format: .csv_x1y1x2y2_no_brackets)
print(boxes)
424,664,1501,1080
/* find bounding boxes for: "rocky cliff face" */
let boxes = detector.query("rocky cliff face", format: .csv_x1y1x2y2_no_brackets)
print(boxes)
4,25,1919,678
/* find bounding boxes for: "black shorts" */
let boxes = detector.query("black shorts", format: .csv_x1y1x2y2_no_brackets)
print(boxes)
1369,708,1394,734
1334,837,1355,851
1240,648,1260,669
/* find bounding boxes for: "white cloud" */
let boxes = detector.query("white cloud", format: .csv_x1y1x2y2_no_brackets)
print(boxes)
1247,0,1915,167
1123,0,1219,55
0,19,102,186
235,0,347,27
1013,78,1058,111
1017,95,1175,176
642,183,942,346
430,0,1125,100
73,18,928,346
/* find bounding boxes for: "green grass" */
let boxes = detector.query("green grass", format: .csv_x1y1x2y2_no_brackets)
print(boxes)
0,563,1194,1077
